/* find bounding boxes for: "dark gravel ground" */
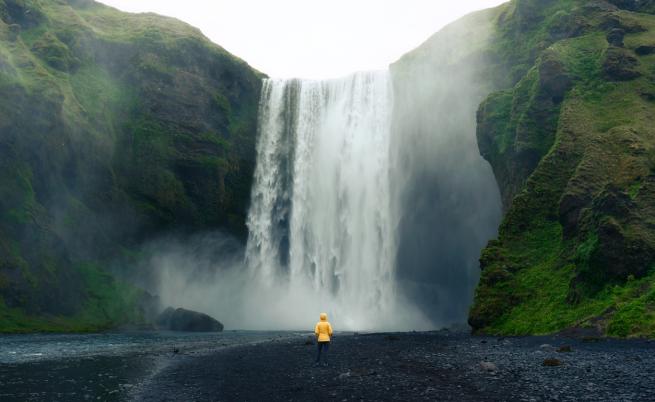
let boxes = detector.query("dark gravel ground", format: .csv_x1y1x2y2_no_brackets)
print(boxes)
0,353,160,401
136,330,655,402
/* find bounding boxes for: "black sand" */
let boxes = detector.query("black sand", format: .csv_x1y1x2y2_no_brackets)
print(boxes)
135,331,655,401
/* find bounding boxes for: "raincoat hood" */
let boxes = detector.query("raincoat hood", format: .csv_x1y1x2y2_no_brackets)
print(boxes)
315,313,333,342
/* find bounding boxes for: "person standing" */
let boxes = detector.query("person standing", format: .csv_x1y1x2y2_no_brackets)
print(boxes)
314,312,333,366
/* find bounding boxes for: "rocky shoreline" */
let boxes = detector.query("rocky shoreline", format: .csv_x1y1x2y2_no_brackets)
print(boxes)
136,330,655,401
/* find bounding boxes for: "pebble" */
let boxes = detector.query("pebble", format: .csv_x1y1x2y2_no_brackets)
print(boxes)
7,331,653,401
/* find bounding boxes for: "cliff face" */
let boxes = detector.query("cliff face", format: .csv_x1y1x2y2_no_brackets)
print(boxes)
470,0,655,337
0,0,262,331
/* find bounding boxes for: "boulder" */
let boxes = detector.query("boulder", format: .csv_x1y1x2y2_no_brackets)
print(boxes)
156,307,224,332
480,361,498,372
543,358,562,366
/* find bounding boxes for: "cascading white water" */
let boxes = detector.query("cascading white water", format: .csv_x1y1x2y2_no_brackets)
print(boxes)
245,71,426,330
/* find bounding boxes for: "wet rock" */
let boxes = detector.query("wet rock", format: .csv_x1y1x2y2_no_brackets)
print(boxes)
586,187,655,279
603,47,641,81
640,90,655,102
156,307,224,332
635,45,655,56
606,28,625,47
337,372,351,380
558,326,603,339
2,0,45,28
538,53,572,103
593,185,633,217
559,191,591,236
480,361,498,372
583,1,619,12
543,358,562,367
600,14,646,33
607,0,655,13
557,345,573,353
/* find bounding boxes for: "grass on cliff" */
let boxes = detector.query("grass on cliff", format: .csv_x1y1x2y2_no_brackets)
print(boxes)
485,221,655,337
0,262,145,333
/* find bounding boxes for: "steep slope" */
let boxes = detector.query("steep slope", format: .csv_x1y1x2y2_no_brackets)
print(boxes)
0,0,262,332
469,0,655,337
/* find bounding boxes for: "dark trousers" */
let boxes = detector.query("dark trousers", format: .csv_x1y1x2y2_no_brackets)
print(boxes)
315,341,329,363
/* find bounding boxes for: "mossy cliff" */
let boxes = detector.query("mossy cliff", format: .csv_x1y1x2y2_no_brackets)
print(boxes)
469,0,655,337
0,0,262,332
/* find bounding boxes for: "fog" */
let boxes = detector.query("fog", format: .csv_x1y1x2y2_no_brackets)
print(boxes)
389,8,503,326
141,231,429,331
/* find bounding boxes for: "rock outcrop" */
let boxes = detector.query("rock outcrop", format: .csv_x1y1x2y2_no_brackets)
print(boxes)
156,307,224,332
603,47,641,80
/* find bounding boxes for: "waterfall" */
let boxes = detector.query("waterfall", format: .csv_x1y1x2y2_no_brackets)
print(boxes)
245,71,424,330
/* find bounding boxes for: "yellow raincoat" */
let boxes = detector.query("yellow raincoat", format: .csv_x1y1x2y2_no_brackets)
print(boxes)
314,313,333,342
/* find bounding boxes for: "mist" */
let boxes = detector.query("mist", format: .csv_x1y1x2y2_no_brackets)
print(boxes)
140,231,429,331
147,9,503,332
389,8,503,326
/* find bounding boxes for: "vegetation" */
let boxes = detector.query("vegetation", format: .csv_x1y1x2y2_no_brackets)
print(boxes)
0,262,146,333
0,0,262,332
471,0,655,337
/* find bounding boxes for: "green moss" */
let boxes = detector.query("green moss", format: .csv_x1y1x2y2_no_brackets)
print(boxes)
212,92,232,116
480,90,513,154
472,1,655,337
481,224,655,336
0,165,38,225
30,31,78,71
73,262,144,328
628,182,643,199
69,63,134,132
0,262,146,333
575,233,598,268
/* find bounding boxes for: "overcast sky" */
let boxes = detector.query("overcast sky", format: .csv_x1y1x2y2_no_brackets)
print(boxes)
97,0,507,79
